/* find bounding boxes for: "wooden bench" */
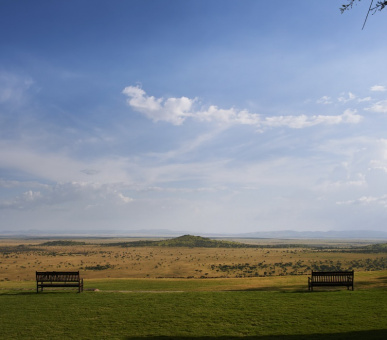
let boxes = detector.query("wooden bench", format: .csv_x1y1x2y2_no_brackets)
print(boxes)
36,271,83,293
308,270,354,291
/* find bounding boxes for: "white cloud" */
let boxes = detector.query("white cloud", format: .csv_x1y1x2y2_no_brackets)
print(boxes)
357,96,372,102
123,86,362,130
370,166,387,173
122,86,194,125
370,85,386,92
196,106,261,125
319,178,366,191
262,109,361,129
365,100,387,113
338,92,356,103
337,195,387,208
117,192,133,204
317,96,332,104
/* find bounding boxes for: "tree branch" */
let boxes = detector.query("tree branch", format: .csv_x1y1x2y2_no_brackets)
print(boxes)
340,0,387,14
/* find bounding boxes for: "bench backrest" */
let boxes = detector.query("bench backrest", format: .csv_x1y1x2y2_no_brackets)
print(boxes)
311,271,353,282
36,271,80,282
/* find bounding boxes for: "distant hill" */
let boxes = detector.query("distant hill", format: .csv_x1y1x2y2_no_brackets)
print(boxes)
105,235,258,248
39,240,87,246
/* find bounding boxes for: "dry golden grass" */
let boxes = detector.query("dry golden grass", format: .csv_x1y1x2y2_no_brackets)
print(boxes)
0,238,386,284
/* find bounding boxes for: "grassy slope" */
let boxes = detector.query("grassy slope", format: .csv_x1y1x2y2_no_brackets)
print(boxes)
0,289,386,339
1,272,386,339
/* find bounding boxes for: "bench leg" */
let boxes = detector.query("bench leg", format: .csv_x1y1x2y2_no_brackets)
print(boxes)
36,283,43,293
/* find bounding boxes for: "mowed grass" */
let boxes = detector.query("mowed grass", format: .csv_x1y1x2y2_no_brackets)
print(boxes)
0,288,386,339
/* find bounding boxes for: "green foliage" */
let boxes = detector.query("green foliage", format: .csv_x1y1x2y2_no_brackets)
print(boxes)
361,243,387,253
0,245,42,254
336,243,387,254
0,289,386,339
39,240,86,246
84,264,114,271
155,235,254,248
105,239,159,247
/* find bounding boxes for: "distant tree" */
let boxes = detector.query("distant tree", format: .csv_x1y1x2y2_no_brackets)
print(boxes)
341,1,387,28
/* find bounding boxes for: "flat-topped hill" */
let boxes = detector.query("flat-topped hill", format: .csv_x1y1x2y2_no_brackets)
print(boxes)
105,234,258,248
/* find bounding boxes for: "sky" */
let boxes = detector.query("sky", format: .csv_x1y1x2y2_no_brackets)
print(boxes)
1,0,387,235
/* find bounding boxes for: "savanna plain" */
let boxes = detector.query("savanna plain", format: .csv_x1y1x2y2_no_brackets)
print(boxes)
0,235,386,339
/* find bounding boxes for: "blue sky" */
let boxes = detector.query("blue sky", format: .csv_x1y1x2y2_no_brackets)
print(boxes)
1,0,387,234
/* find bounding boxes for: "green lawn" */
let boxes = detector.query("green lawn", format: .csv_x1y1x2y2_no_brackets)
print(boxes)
1,287,386,339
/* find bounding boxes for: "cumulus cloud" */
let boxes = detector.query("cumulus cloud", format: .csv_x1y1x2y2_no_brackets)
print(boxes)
196,106,260,125
123,86,362,130
365,100,387,113
370,85,386,92
122,86,194,125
